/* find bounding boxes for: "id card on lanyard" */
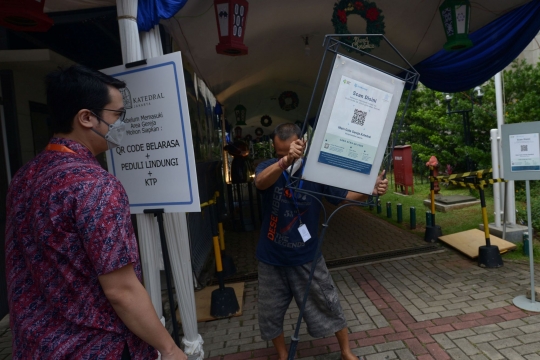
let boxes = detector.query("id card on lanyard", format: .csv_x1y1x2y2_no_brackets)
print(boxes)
282,170,311,242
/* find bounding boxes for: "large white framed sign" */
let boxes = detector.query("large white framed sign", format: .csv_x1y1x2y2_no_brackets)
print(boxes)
101,52,200,213
302,55,405,194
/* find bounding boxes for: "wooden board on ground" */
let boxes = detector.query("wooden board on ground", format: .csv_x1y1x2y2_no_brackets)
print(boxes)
439,229,516,258
176,282,245,323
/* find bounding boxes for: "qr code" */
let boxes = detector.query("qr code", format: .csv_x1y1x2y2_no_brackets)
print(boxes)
351,109,367,126
521,145,528,152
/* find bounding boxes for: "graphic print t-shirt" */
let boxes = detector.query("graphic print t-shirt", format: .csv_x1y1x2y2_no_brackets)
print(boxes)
255,158,348,266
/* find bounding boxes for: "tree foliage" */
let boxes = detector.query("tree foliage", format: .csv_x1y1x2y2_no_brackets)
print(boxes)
393,59,540,176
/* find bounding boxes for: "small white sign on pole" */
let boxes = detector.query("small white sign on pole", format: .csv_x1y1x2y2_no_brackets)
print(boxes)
302,55,405,194
101,52,200,213
502,122,540,181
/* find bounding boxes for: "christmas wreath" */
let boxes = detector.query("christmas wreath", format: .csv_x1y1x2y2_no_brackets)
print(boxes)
278,91,299,111
260,115,272,127
331,0,385,53
255,127,264,137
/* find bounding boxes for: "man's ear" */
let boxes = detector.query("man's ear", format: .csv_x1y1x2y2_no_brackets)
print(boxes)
75,109,94,130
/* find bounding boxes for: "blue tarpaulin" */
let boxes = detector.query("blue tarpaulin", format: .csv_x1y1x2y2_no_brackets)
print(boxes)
138,0,188,32
416,0,540,92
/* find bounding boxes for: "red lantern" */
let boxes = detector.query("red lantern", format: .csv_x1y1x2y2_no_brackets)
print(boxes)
214,0,249,56
0,0,54,32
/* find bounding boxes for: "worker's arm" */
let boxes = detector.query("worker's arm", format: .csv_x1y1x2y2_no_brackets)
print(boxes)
99,264,186,360
254,139,305,190
344,170,388,202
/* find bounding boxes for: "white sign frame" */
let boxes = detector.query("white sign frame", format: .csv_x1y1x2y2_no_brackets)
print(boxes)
101,52,200,213
302,54,405,194
501,121,540,181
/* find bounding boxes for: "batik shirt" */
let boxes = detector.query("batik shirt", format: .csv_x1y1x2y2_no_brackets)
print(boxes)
5,137,157,360
255,158,347,266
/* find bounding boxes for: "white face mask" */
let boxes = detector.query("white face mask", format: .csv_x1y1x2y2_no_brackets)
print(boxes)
92,115,126,149
103,118,126,148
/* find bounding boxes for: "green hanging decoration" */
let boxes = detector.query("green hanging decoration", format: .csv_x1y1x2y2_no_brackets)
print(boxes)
331,0,386,53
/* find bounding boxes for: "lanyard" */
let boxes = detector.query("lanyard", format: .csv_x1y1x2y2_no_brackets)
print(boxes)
282,163,305,224
282,170,303,190
45,144,76,154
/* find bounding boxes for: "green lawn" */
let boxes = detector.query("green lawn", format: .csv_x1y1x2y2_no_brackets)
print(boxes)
363,175,540,263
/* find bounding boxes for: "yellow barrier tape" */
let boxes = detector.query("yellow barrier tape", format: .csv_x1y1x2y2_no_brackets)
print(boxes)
438,178,507,190
200,191,220,208
429,168,493,182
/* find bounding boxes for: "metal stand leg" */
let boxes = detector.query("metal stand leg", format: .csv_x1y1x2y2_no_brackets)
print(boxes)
247,182,255,226
235,183,244,230
227,184,236,231
144,209,181,346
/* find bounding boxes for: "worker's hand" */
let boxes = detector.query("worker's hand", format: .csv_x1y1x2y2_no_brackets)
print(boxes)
285,139,306,167
373,170,388,196
161,347,188,360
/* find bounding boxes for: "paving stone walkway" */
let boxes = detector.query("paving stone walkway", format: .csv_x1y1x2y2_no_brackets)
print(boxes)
2,218,540,359
199,250,540,360
2,248,540,359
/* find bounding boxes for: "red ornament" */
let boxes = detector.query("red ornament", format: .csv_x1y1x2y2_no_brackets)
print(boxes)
355,1,364,10
366,7,380,21
337,9,347,24
0,0,54,32
214,0,249,56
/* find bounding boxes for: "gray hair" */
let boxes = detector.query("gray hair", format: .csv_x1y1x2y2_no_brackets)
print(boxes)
272,123,302,141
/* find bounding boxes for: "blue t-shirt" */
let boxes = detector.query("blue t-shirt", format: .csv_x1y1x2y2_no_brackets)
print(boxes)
255,158,348,266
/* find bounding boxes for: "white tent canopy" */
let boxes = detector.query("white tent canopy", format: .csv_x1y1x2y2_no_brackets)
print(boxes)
44,0,533,135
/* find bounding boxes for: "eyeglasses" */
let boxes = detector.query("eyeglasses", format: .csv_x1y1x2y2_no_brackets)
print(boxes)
91,108,126,123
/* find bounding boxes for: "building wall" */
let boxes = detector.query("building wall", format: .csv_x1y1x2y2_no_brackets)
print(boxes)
515,33,540,65
11,68,48,164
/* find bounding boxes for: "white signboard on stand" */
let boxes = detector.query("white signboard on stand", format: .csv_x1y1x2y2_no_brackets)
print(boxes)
302,55,405,194
101,52,200,213
502,121,540,180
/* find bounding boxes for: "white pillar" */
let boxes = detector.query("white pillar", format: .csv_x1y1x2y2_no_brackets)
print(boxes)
117,0,143,64
141,24,164,59
116,6,203,357
490,129,501,227
139,20,204,360
495,72,516,225
116,0,164,331
136,214,164,318
164,213,204,359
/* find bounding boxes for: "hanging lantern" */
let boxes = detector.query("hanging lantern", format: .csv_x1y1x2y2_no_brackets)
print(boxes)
214,0,249,56
0,0,54,32
234,104,247,125
439,0,473,51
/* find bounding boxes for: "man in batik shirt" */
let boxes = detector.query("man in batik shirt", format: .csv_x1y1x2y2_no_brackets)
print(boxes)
5,65,186,360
